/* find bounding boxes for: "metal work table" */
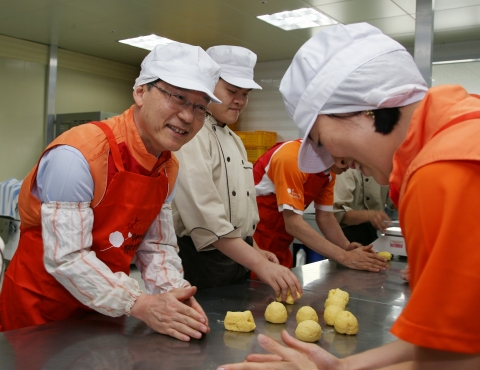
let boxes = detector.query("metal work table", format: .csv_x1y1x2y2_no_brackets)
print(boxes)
0,259,409,370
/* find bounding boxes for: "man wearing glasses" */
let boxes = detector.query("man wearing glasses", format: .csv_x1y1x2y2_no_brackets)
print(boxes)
0,43,220,342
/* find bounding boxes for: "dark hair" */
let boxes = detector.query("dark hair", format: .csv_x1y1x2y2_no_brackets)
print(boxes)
373,107,401,135
146,78,161,90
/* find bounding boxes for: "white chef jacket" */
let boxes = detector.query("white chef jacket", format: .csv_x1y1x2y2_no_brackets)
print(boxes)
172,116,259,251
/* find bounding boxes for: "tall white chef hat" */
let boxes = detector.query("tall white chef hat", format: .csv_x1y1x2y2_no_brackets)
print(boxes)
207,45,262,89
280,22,428,173
134,42,222,103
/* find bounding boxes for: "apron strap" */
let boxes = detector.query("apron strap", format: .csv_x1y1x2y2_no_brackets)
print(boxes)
91,121,125,172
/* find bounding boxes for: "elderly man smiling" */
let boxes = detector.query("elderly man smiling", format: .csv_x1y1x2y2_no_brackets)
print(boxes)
0,42,220,342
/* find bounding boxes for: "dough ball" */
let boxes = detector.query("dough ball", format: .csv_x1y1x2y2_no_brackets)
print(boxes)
334,311,358,335
324,296,347,310
277,289,302,304
296,306,319,324
324,304,344,326
265,302,288,323
224,310,256,332
377,251,392,261
295,320,322,342
328,288,349,304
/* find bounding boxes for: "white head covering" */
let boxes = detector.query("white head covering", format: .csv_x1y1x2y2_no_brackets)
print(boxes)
134,42,222,103
206,45,262,89
279,22,428,173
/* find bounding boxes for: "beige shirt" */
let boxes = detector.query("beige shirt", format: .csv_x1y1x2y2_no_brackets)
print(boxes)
172,116,259,251
333,169,391,227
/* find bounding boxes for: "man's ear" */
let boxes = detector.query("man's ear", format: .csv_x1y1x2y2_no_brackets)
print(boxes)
133,85,146,107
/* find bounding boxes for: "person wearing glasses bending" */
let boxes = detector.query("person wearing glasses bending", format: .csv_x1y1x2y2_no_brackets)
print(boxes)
172,45,302,301
0,43,220,341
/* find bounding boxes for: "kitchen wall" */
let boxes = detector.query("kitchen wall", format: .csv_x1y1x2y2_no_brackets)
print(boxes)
1,32,480,183
0,35,139,182
239,58,480,139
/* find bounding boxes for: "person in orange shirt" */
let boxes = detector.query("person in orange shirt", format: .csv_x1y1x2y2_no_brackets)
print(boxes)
219,23,480,370
0,42,221,341
253,139,387,272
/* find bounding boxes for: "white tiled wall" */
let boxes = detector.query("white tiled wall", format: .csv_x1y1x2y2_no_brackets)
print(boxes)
238,59,301,142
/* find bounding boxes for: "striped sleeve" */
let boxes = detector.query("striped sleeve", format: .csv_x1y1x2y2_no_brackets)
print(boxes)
42,202,142,316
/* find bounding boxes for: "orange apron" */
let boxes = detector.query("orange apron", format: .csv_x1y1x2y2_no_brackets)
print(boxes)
253,141,330,269
0,122,169,331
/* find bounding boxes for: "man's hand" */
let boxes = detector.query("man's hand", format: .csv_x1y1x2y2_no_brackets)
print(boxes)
253,260,302,302
400,264,410,282
340,244,388,272
130,287,210,341
218,331,341,370
368,210,391,232
258,249,280,264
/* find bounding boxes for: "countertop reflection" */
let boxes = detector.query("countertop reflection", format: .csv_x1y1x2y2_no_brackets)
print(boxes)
0,259,409,369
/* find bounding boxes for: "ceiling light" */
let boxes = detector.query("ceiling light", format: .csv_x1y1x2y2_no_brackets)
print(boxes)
257,8,338,31
433,58,480,65
118,34,177,51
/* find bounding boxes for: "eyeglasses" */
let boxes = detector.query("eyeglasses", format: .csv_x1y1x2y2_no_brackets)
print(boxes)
149,83,212,121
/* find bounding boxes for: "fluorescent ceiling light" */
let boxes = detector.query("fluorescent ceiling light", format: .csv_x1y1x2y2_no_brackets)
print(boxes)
119,34,176,51
433,58,480,65
257,8,338,31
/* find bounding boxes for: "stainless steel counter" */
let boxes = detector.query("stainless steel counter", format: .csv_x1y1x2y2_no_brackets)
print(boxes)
0,259,409,370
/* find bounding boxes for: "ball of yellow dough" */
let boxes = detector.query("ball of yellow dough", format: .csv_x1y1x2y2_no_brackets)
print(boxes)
276,289,302,304
334,311,359,335
377,251,392,261
224,310,256,332
328,288,349,304
295,320,322,342
265,302,288,324
324,296,347,310
296,306,319,324
324,304,344,326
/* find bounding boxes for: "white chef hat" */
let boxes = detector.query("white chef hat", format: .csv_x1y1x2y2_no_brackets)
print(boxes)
279,22,428,173
206,45,262,89
134,42,222,103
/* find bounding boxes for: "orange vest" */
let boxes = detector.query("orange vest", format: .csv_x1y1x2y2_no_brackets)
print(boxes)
0,107,178,331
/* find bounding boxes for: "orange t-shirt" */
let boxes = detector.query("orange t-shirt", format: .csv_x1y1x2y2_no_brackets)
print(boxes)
391,161,480,353
264,140,334,211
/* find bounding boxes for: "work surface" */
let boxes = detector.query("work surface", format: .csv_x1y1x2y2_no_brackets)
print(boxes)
0,259,409,370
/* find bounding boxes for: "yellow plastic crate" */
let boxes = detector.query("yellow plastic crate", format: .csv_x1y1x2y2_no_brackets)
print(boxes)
235,131,276,148
245,146,269,163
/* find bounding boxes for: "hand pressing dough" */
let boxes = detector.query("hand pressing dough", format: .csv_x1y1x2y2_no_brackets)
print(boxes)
328,288,349,304
324,304,344,326
295,320,322,342
296,306,319,324
277,289,302,304
224,310,256,332
324,296,347,310
265,302,288,323
334,311,358,335
377,251,392,261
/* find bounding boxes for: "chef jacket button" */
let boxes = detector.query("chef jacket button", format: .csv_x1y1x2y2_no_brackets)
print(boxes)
253,224,256,230
366,197,370,200
232,191,236,196
234,226,238,230
213,126,216,131
229,132,232,136
227,157,230,162
247,191,250,196
242,160,244,164
365,178,369,182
